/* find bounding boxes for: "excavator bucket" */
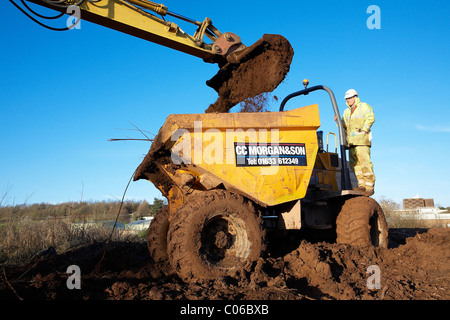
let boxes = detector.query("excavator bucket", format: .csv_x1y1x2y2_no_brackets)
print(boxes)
205,34,294,113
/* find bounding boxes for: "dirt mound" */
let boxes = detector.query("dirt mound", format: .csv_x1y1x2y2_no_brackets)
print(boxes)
282,228,450,299
205,34,294,113
1,228,449,301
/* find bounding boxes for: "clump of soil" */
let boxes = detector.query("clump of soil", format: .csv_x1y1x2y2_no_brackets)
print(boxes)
205,34,294,113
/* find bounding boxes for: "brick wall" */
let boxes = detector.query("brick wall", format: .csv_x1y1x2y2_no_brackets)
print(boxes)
403,198,425,209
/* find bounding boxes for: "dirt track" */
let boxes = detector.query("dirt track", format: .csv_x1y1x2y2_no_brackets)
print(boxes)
1,228,448,301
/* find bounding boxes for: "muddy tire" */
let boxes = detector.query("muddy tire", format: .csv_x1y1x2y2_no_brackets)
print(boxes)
147,206,173,275
336,196,388,248
167,190,265,282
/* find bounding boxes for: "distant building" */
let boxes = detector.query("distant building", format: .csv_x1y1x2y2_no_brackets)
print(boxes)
71,220,125,230
403,197,434,210
397,197,449,228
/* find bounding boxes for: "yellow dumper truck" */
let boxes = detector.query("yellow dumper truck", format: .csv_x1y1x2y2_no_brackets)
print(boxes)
134,83,388,281
13,2,387,282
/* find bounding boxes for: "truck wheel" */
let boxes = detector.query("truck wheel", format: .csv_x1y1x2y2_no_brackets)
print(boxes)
336,196,388,248
167,190,265,282
147,206,173,275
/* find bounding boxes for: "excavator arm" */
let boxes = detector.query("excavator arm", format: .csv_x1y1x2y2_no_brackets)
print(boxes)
15,0,294,113
22,0,245,64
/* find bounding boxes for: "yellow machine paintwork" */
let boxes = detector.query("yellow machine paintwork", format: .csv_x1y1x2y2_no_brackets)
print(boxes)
155,104,321,207
80,0,215,59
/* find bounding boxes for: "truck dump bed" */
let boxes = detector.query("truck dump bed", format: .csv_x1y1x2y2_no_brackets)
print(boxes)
134,104,321,209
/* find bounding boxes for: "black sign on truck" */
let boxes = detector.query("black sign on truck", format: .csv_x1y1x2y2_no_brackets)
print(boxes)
234,142,307,167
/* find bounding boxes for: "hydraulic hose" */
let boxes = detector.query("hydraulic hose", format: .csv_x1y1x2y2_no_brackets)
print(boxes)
10,0,81,31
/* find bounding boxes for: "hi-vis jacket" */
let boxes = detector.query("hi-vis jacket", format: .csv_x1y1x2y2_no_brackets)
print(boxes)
342,97,375,147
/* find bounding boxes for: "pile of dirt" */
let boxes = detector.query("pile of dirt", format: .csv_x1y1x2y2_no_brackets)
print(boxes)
205,34,294,113
282,228,450,300
1,228,449,301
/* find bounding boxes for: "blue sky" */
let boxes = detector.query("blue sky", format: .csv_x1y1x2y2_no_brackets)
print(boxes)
1,0,449,207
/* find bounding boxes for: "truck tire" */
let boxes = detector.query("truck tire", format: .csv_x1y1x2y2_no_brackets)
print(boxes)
167,190,265,282
147,206,173,275
336,196,388,248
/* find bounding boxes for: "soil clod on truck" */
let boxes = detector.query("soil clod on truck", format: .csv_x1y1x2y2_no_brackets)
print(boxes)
134,83,388,282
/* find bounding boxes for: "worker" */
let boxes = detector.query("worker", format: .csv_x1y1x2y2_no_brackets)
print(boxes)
335,89,376,196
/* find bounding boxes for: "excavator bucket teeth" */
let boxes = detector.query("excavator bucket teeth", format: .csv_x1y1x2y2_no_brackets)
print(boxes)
205,34,294,113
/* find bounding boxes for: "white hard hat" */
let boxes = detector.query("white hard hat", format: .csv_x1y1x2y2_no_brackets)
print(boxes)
345,89,358,99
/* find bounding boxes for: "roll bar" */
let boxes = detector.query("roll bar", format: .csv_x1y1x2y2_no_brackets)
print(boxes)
279,84,352,190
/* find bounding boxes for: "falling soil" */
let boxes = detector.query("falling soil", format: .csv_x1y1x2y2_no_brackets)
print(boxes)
205,34,294,113
1,228,449,301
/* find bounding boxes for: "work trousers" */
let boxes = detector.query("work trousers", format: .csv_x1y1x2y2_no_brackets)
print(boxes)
349,146,375,191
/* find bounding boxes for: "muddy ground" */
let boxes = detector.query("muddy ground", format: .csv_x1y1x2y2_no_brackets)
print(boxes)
1,228,448,302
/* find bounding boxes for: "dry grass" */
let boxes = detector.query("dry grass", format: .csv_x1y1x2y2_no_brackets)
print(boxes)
0,197,166,264
0,201,151,265
0,216,140,264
